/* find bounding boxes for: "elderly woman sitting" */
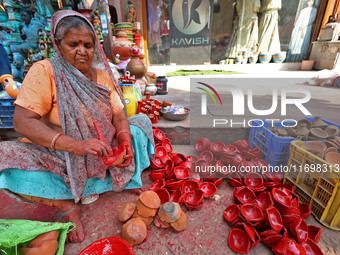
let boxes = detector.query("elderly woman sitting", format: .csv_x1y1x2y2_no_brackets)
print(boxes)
0,11,154,243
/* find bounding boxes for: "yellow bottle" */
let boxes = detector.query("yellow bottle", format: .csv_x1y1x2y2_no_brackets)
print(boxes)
119,83,138,117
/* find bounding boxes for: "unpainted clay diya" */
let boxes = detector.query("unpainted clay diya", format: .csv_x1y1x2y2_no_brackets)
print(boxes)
136,199,158,218
122,218,147,246
139,191,161,209
158,202,182,223
154,214,171,229
170,211,187,231
131,210,154,227
119,203,136,223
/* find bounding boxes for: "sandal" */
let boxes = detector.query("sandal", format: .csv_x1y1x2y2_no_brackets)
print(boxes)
81,194,99,205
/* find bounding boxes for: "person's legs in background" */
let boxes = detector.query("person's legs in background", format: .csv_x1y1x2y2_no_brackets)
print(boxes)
0,44,11,91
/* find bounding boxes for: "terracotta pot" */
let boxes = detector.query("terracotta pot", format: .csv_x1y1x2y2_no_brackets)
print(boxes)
126,47,147,78
312,116,327,129
264,207,283,232
119,203,136,223
158,202,182,223
228,229,251,254
0,74,19,98
122,218,147,246
112,31,132,60
139,191,161,209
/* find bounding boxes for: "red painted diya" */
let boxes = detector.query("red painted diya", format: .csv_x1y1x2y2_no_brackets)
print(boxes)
228,228,251,254
194,138,210,152
184,190,204,207
302,238,323,255
199,150,214,163
234,186,257,204
162,140,173,153
299,203,311,219
272,238,306,255
149,171,166,181
169,190,183,205
308,225,322,243
264,207,283,232
155,146,167,158
235,222,261,248
155,188,170,205
244,172,263,189
233,140,250,152
272,188,292,208
153,129,166,142
255,192,274,211
182,180,199,194
282,214,302,228
223,204,241,225
211,141,225,155
240,204,264,223
174,166,190,179
150,179,165,191
164,179,183,190
199,182,218,198
290,218,308,244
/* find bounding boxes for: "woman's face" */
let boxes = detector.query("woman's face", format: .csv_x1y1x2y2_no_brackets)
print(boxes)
57,26,95,74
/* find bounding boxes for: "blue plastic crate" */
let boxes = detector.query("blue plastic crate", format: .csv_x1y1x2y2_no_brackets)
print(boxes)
248,117,340,167
0,98,15,128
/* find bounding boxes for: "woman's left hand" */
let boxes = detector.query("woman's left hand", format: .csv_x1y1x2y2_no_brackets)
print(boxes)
116,141,134,168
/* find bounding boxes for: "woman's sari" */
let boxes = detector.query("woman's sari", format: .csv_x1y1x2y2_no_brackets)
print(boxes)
0,10,154,202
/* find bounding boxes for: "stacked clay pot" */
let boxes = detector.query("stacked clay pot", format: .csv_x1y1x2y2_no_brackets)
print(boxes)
149,128,221,209
223,177,324,254
119,191,187,246
20,231,59,255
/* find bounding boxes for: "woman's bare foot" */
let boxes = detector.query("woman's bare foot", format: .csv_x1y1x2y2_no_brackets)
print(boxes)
62,204,85,243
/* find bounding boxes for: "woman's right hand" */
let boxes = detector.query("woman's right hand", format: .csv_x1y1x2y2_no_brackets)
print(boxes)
68,138,112,156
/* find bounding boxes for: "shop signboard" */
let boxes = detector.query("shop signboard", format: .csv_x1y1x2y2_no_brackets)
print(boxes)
169,0,213,64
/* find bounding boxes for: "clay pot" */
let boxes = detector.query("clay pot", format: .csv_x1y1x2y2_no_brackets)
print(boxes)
302,239,323,255
325,151,340,165
244,172,263,189
174,166,190,179
240,204,264,223
119,203,136,223
155,188,170,205
296,123,309,137
299,203,311,219
199,182,218,198
139,191,161,209
170,211,187,231
308,225,322,243
325,125,340,138
272,238,306,255
136,199,158,218
228,228,251,254
312,116,328,129
122,218,147,246
112,31,132,60
234,186,257,204
182,180,199,194
194,138,211,152
158,202,182,223
272,188,292,208
199,150,214,163
264,207,283,232
169,190,183,204
223,204,241,225
310,128,328,140
290,218,308,244
154,214,171,229
255,192,274,211
164,179,183,190
150,179,165,191
235,222,261,248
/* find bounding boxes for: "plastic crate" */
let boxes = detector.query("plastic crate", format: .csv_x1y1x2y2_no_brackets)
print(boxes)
0,98,15,128
284,140,340,230
249,117,340,167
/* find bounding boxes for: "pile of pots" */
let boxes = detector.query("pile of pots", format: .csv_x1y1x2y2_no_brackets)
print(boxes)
224,181,324,254
119,191,187,246
149,128,221,209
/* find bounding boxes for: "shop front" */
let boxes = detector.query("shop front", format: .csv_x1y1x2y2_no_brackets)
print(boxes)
146,0,325,65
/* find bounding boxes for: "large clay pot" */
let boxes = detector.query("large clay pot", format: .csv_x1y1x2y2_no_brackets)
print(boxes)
126,47,146,78
112,31,132,60
0,74,19,98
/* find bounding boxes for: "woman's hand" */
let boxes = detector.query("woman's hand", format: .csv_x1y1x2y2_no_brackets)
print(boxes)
116,141,134,168
68,138,113,156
